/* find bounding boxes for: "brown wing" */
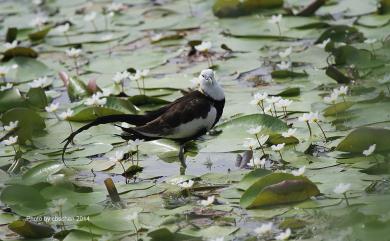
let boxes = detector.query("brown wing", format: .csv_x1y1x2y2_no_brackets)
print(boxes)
134,91,212,137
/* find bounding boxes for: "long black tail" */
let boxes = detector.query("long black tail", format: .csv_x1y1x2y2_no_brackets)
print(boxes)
61,114,149,165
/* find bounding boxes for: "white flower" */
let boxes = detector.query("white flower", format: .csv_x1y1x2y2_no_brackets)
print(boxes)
271,143,285,151
276,99,292,108
125,212,138,221
151,33,163,42
48,206,60,214
2,136,18,145
109,150,124,162
84,92,107,106
362,144,376,156
84,12,97,21
112,71,130,84
317,38,331,48
258,134,269,145
31,15,48,27
4,40,18,50
52,198,67,207
324,92,339,103
168,177,186,185
250,92,268,105
364,38,377,44
66,48,82,58
131,69,150,80
299,112,319,123
247,126,262,135
276,61,291,70
128,139,144,147
298,113,311,122
282,128,296,138
268,14,282,24
54,23,70,34
0,66,11,76
209,237,224,241
266,96,282,104
291,166,305,176
3,121,18,131
59,109,74,120
333,183,351,194
334,86,348,96
195,41,212,52
264,105,273,115
275,228,291,240
243,139,258,149
248,157,266,168
29,76,49,88
254,222,273,236
45,102,59,113
0,83,13,91
309,112,320,123
200,196,215,206
178,180,194,188
106,2,125,12
138,69,150,78
278,47,292,59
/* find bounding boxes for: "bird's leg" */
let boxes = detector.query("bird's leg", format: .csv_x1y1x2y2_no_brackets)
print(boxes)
179,144,187,175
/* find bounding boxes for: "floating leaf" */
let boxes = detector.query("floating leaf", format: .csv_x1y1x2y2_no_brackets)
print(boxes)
67,106,125,122
66,76,90,101
28,26,51,42
332,45,384,69
274,87,300,97
213,0,283,18
336,127,390,153
236,169,271,190
0,88,26,113
0,185,47,216
1,107,45,143
323,101,354,116
240,173,319,208
325,65,352,84
22,161,64,185
5,27,17,43
26,87,48,109
148,227,196,241
271,70,308,78
315,25,364,44
2,47,38,61
268,134,299,145
8,220,54,238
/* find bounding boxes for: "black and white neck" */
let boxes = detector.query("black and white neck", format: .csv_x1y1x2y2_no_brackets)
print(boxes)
198,69,225,102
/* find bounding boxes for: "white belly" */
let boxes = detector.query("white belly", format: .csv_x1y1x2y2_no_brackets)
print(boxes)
165,107,217,139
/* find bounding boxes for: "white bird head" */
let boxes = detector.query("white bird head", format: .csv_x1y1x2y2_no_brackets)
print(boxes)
198,69,224,101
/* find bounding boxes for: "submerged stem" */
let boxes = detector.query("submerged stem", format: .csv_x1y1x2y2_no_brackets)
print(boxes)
315,121,327,141
306,122,312,136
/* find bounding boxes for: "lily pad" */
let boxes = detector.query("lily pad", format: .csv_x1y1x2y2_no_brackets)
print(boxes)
336,127,390,153
240,173,320,208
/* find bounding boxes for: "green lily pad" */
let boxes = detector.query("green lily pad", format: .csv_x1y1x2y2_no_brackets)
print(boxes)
8,220,54,239
323,101,354,116
1,107,46,143
22,161,64,185
336,127,390,153
240,173,320,209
